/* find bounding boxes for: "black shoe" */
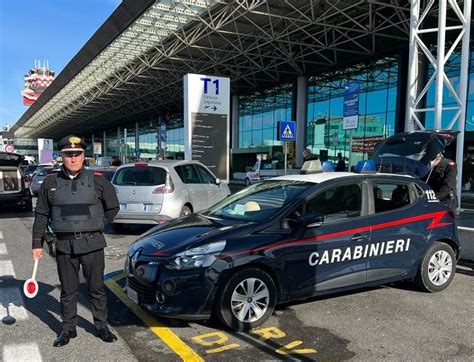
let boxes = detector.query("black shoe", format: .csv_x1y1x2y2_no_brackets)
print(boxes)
95,327,117,343
53,329,77,347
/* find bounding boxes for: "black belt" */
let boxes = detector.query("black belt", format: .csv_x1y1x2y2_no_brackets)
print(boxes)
56,231,101,240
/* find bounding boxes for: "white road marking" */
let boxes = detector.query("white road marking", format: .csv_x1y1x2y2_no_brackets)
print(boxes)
0,243,7,255
0,230,3,239
3,343,42,362
458,226,474,231
0,286,28,321
0,260,15,278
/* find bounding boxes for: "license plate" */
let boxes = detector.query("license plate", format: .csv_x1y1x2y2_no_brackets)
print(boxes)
126,286,139,304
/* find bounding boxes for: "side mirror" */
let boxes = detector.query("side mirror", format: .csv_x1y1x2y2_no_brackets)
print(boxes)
215,178,221,185
298,213,324,228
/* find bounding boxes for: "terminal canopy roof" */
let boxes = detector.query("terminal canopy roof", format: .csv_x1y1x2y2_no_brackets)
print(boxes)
12,0,462,139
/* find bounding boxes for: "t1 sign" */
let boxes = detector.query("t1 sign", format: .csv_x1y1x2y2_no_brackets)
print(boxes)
200,77,220,95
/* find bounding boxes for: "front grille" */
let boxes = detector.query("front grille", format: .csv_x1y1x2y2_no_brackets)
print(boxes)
127,276,155,304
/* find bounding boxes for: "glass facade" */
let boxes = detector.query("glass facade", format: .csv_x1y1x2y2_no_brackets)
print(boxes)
307,56,399,166
425,49,474,131
101,114,185,161
238,84,293,148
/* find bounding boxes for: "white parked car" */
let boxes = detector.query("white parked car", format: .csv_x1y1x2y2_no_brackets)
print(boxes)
112,160,230,226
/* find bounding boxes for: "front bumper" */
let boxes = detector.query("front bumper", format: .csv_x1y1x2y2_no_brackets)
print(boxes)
125,259,226,320
0,191,32,208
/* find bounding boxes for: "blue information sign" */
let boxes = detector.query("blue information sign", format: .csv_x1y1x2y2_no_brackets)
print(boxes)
343,81,360,130
278,121,296,141
159,124,167,142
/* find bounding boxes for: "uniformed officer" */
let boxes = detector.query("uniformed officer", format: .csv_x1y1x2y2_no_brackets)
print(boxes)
426,153,458,209
32,135,120,347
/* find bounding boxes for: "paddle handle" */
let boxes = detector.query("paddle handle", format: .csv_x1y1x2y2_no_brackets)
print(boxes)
32,259,39,280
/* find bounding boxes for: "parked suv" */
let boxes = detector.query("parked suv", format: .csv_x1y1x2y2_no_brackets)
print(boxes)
112,160,230,226
0,152,33,211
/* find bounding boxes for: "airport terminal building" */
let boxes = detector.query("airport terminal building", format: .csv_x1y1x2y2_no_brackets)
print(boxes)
10,0,474,184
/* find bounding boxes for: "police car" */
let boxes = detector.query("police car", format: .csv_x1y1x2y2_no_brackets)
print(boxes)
124,160,459,331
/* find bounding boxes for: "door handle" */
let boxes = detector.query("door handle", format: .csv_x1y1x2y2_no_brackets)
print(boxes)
351,234,365,242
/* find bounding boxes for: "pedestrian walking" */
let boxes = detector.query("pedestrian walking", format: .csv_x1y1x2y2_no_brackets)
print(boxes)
31,135,119,347
335,152,346,171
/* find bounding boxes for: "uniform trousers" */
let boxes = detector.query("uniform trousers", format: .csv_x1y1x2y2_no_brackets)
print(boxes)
56,248,107,332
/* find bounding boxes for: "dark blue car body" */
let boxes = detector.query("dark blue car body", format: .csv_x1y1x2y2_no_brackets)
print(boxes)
125,172,459,330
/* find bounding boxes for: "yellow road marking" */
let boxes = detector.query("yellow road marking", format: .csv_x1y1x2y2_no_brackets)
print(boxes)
105,274,203,362
275,340,317,355
205,344,240,354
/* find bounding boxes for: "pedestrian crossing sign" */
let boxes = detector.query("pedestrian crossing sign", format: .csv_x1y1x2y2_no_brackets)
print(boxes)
278,121,296,141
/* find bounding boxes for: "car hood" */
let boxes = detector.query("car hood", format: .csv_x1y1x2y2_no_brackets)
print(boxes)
0,152,24,167
371,130,458,178
131,213,254,257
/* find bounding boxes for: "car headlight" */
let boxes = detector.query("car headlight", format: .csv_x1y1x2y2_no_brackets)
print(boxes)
166,241,226,270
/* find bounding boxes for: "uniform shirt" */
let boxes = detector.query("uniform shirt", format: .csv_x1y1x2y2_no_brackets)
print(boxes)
32,167,119,250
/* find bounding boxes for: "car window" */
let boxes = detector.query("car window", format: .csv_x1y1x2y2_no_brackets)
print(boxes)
305,183,361,222
206,180,310,221
114,166,166,186
195,165,215,184
176,165,201,184
372,182,411,213
0,170,19,191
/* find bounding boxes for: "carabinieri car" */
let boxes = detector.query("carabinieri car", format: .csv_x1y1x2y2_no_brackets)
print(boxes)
124,169,459,331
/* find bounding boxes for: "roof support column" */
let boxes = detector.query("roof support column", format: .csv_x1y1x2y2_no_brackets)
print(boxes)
117,127,121,159
455,0,472,212
231,95,239,150
296,76,307,168
103,130,107,157
405,0,471,213
434,0,447,130
91,133,95,158
135,122,139,160
405,0,420,132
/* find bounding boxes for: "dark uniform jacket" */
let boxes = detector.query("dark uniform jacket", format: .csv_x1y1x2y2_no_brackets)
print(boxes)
427,157,458,209
32,167,119,254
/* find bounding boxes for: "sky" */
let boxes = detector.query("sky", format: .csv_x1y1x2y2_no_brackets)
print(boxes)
0,0,121,130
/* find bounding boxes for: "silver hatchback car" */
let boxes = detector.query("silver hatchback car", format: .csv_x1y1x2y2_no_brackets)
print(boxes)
112,160,230,225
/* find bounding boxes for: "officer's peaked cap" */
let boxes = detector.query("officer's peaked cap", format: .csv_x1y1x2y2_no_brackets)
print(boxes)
58,135,86,151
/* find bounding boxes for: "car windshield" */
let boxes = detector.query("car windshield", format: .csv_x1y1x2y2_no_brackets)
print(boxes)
205,180,310,221
114,166,166,186
37,168,53,176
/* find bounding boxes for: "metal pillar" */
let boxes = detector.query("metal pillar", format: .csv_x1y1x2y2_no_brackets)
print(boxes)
231,95,239,150
135,122,139,160
296,76,307,168
117,127,121,158
103,130,106,157
405,0,471,213
91,133,95,158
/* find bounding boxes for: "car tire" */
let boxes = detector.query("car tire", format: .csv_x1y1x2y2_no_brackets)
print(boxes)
180,205,192,217
245,178,251,187
214,268,276,331
415,242,456,293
